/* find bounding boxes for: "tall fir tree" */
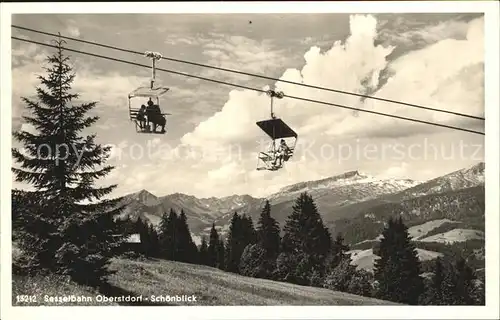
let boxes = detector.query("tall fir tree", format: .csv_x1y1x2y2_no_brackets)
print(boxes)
421,257,446,305
207,223,220,267
158,209,178,260
133,218,161,258
134,218,150,256
453,257,477,305
240,214,257,245
225,212,257,273
198,237,209,266
11,39,125,286
147,223,160,258
175,210,198,263
225,212,242,272
373,216,424,305
276,192,332,285
422,256,480,305
240,199,281,278
257,200,280,258
216,239,226,270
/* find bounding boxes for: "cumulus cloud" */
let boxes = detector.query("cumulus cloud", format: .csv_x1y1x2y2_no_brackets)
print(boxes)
182,15,484,146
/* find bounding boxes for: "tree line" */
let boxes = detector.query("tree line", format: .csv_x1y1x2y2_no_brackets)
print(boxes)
11,38,484,305
116,193,485,306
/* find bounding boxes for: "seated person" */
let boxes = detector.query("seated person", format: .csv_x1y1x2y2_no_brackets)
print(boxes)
273,139,291,167
136,105,147,130
145,99,166,133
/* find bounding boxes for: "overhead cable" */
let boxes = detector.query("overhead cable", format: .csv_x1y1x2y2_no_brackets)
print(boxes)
11,36,485,136
11,24,486,121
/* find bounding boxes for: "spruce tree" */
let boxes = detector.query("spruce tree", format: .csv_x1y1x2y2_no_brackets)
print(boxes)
453,257,476,305
173,210,198,263
423,256,479,305
147,224,160,258
225,212,242,272
135,219,161,258
199,237,208,266
240,199,281,279
134,218,150,256
422,257,446,304
257,200,280,258
373,216,424,305
240,214,257,245
207,223,220,267
158,209,178,260
426,257,463,305
11,39,125,286
277,192,331,285
216,239,226,270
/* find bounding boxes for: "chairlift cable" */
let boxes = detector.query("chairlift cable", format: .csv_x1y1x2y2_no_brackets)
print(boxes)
11,36,485,136
11,24,485,122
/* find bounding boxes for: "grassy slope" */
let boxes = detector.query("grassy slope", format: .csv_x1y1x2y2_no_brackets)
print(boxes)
106,258,397,306
11,255,397,306
11,242,396,306
419,229,485,243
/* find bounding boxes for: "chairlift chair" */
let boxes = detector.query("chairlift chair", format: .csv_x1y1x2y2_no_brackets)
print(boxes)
127,50,172,134
256,90,298,171
128,86,171,134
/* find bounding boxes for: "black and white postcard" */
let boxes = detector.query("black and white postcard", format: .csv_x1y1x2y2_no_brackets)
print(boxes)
1,2,499,320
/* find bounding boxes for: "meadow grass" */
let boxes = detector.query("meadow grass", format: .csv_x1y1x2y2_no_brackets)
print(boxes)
106,257,397,306
11,247,396,306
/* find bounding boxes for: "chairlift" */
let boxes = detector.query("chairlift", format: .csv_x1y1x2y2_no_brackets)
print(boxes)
127,51,171,134
256,90,298,171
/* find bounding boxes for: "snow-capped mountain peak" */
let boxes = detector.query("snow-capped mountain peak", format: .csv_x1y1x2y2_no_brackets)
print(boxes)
401,162,485,198
269,170,419,201
462,162,485,177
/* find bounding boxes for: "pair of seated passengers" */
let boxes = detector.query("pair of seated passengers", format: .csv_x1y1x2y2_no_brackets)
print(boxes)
136,98,166,133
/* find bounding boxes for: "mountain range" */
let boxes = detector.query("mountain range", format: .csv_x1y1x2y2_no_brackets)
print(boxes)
118,162,485,260
118,169,419,236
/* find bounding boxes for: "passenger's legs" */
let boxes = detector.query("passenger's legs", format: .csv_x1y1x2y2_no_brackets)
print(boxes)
138,116,147,130
151,118,158,132
277,151,285,166
273,154,282,167
159,117,166,133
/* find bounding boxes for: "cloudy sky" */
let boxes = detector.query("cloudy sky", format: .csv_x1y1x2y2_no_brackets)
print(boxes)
11,13,485,198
